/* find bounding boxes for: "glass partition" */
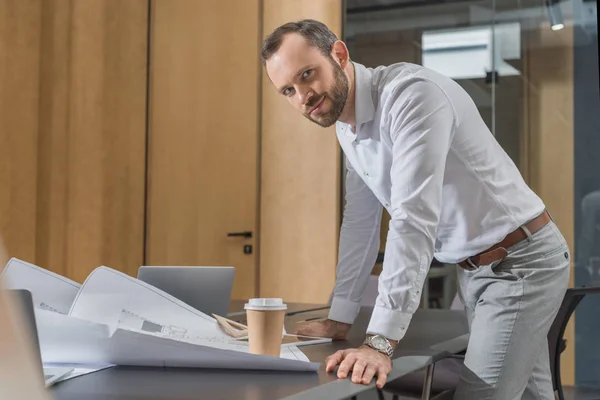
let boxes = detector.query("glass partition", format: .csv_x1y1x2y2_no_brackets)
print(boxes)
344,0,599,387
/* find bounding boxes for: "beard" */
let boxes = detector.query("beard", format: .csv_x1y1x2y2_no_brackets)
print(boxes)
303,59,349,128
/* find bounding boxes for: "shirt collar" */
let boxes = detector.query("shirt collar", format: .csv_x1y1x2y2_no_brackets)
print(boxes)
352,62,376,131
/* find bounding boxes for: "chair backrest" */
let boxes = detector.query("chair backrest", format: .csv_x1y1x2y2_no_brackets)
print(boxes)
547,283,600,400
438,286,600,400
384,284,598,400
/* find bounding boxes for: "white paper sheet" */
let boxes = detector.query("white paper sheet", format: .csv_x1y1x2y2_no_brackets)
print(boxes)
65,267,319,371
115,309,313,360
4,263,319,373
37,310,317,371
105,328,318,371
1,258,81,314
69,267,226,338
35,309,112,364
234,334,332,348
43,363,114,384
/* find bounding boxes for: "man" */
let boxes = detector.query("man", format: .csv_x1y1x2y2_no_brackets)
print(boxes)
261,19,570,399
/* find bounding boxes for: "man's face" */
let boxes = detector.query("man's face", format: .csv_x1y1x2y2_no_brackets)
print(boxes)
265,34,349,128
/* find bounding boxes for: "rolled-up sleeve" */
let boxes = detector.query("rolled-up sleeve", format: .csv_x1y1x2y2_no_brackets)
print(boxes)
328,157,383,325
366,79,457,341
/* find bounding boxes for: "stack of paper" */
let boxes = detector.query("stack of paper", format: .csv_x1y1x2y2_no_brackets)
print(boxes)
1,259,320,381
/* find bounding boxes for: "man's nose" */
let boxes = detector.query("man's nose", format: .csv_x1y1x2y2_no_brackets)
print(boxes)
297,88,314,108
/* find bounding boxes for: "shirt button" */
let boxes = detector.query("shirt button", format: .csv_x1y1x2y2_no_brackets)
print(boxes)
385,203,390,207
364,172,369,177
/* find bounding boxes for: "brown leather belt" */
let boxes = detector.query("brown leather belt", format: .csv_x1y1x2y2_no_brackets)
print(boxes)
458,210,551,270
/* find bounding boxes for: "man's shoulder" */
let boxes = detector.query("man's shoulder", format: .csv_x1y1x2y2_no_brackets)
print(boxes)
367,62,452,100
369,62,423,88
369,63,451,111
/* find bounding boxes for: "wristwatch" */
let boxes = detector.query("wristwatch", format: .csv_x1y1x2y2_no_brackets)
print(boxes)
363,334,394,357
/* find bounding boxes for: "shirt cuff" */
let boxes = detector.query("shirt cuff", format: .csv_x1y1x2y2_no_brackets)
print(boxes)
366,305,414,341
328,296,362,325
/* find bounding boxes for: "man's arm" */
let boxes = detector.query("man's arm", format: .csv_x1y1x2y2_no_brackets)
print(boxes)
328,79,456,388
294,156,382,339
329,157,383,325
366,79,456,341
323,79,456,388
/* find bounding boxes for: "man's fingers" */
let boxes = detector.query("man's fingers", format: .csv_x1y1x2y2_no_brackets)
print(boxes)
362,366,377,384
376,366,389,389
327,347,392,387
351,361,366,384
337,353,356,379
325,350,345,372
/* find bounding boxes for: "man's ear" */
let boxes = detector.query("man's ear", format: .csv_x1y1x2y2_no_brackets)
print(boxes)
331,40,350,68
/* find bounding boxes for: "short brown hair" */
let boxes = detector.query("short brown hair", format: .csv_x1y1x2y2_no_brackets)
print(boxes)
261,19,338,64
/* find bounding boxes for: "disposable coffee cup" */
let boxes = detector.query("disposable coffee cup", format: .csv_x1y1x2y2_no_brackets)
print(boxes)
244,298,287,357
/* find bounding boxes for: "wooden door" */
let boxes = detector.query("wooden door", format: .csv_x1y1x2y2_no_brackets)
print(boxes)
521,24,574,386
147,0,261,299
0,0,148,281
260,0,342,304
0,0,41,264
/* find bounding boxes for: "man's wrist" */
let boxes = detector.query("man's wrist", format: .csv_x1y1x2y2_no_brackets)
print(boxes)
365,334,398,349
325,319,352,340
328,319,351,328
363,334,397,357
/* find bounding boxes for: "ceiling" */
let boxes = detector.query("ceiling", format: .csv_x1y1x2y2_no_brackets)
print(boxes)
347,0,553,13
344,0,593,39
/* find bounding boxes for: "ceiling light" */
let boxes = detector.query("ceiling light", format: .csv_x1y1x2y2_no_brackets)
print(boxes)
546,0,565,31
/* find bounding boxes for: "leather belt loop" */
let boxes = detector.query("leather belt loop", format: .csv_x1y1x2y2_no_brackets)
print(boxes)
520,225,533,242
465,257,477,270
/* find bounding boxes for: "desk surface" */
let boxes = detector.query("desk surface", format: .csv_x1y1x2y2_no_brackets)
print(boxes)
52,307,468,400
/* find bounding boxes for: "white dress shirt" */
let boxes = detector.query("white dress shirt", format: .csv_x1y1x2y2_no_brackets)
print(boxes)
329,62,545,341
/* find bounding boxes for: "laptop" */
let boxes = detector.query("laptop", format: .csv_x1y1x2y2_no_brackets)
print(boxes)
137,266,235,317
7,290,73,387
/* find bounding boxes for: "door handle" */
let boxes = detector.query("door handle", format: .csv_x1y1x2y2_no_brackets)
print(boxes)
227,231,252,238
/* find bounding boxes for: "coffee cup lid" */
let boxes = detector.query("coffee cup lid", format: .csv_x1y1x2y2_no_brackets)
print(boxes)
244,298,287,311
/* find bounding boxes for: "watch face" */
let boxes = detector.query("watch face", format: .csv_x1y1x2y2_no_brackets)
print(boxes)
371,336,387,349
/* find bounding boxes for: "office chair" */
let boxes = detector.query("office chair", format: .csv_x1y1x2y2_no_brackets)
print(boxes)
381,283,600,400
548,283,600,400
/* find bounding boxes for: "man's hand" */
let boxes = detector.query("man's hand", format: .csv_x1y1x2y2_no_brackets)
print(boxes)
293,318,351,340
325,346,393,388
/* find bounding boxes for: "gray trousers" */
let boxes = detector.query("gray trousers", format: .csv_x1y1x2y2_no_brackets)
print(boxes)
454,221,571,400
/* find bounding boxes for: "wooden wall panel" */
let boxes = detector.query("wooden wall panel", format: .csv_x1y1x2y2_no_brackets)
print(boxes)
0,0,42,263
260,0,342,303
34,0,71,278
522,25,575,386
0,0,148,282
147,0,261,300
61,0,148,281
